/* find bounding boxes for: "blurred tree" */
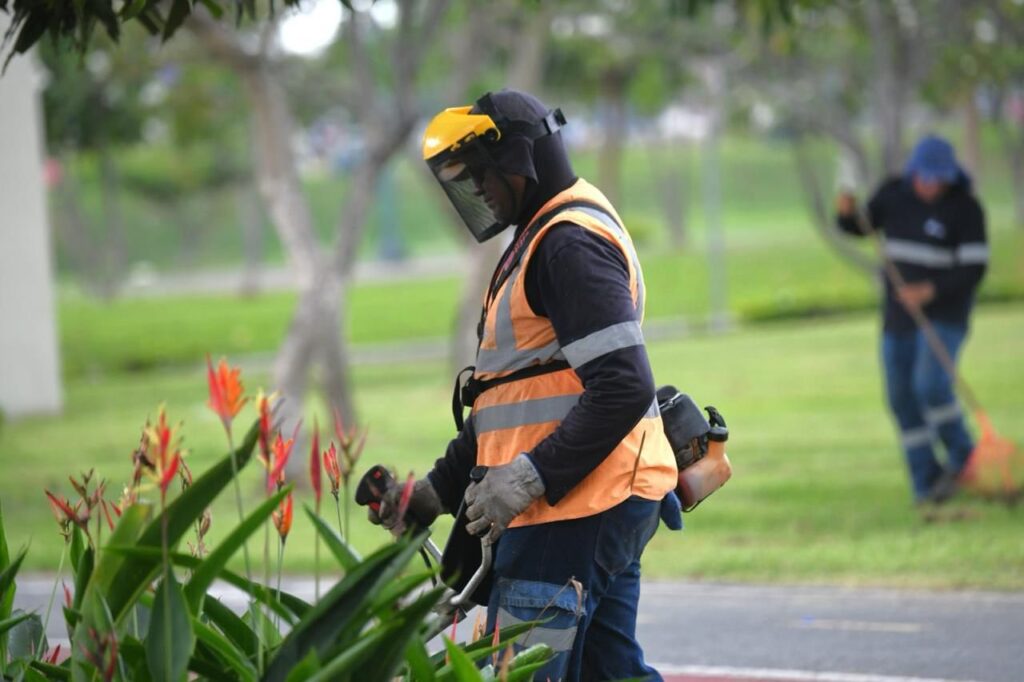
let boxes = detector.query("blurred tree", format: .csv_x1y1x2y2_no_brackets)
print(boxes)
39,33,152,297
189,0,450,434
926,0,1024,227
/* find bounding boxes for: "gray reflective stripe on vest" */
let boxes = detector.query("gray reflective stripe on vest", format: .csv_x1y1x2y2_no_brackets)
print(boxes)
476,259,565,374
562,321,645,368
475,394,580,434
495,608,578,653
576,206,646,320
955,242,989,265
884,239,954,268
475,202,645,375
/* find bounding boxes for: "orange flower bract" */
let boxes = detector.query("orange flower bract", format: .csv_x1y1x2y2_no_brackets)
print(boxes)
206,356,247,431
272,493,294,541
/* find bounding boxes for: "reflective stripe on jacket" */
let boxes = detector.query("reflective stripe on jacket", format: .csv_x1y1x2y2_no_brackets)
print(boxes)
472,178,677,527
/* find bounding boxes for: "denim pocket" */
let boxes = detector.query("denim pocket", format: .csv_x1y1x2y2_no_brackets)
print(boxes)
595,498,660,576
493,577,586,658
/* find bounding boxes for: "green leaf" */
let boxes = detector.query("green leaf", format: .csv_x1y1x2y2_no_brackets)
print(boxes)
146,572,194,682
284,650,321,682
243,602,282,649
0,611,32,639
119,0,148,19
73,547,94,610
105,421,258,623
263,535,426,682
107,546,308,623
69,526,85,576
197,0,224,19
355,587,445,681
184,486,289,613
505,643,555,682
403,636,437,682
304,621,403,682
303,505,360,572
0,546,27,610
28,660,69,681
162,0,192,42
369,570,435,616
441,636,482,681
192,615,257,682
202,597,258,659
0,499,13,667
6,610,44,660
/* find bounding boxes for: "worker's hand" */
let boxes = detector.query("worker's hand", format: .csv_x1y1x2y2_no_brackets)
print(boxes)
464,454,545,545
836,192,857,217
897,281,935,309
367,477,443,535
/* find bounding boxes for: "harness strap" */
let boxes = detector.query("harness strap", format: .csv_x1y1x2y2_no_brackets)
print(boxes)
451,360,572,432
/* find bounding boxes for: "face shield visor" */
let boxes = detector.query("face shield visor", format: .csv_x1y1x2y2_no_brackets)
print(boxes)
422,99,566,243
426,138,518,243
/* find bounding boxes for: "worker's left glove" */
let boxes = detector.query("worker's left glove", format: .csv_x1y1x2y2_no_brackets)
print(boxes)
464,454,545,545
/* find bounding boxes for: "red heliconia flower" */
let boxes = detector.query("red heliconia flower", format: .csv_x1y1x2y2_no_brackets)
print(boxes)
323,443,341,499
394,473,416,533
63,582,73,609
99,499,117,532
268,423,300,494
309,416,322,508
159,453,181,498
45,490,88,538
144,406,185,501
206,356,248,432
272,493,294,542
45,644,62,665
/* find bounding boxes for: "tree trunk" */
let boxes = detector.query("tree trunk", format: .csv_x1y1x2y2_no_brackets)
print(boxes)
237,178,264,297
53,158,104,294
97,146,125,298
597,67,630,208
448,2,549,373
650,141,688,250
790,138,876,276
864,0,908,176
962,90,981,181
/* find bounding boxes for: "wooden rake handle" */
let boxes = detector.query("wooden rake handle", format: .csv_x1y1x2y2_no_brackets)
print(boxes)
851,211,984,417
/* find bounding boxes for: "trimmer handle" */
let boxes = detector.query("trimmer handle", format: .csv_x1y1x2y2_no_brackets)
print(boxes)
354,464,394,513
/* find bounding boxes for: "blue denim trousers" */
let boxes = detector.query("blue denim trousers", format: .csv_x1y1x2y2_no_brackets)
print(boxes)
484,496,662,682
881,322,974,500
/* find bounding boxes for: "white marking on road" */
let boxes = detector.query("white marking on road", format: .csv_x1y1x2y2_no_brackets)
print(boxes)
654,664,980,682
791,618,925,633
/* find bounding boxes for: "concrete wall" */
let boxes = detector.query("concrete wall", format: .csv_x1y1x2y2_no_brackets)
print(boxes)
0,34,63,418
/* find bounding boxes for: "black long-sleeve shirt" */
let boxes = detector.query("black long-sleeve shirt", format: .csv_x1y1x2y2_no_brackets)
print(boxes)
428,222,656,512
836,176,987,333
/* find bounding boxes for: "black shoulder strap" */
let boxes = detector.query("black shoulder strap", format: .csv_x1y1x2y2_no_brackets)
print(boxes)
486,198,620,306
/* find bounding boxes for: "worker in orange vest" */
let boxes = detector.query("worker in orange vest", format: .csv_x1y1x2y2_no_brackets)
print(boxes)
371,90,679,681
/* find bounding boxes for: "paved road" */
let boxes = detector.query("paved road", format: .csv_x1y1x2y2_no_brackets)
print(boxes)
15,578,1020,681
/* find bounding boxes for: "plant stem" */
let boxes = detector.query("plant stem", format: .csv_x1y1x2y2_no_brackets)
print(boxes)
161,493,172,682
34,546,66,661
275,539,284,632
226,428,261,675
314,500,321,601
334,496,344,541
343,480,351,542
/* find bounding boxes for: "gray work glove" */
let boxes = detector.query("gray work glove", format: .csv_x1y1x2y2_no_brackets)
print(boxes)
464,454,545,545
367,477,444,535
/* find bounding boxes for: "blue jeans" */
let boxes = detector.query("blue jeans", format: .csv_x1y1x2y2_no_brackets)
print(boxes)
881,322,974,501
485,497,662,682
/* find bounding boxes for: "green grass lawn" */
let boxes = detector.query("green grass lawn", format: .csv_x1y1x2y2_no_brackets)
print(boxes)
57,225,1024,378
4,305,1023,588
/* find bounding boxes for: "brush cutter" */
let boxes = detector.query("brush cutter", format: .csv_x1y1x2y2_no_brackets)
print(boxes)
853,211,1021,502
355,464,493,621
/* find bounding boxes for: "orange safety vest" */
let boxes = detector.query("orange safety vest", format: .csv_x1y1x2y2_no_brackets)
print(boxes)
469,178,677,527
